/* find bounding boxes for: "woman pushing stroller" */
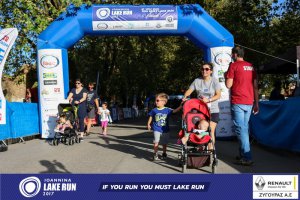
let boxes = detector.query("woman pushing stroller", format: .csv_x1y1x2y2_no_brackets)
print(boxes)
182,62,221,150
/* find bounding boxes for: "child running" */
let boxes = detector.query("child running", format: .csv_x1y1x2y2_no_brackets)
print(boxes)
98,102,111,136
147,93,182,161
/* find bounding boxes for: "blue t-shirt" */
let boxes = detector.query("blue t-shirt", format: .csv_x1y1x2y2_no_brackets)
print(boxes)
148,107,173,133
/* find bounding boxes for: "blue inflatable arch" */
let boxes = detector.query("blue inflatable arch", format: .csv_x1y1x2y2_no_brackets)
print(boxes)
37,4,234,138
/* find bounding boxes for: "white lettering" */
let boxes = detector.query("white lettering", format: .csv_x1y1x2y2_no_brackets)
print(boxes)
43,183,61,191
110,185,123,190
124,185,138,190
140,185,153,190
112,11,122,15
173,185,189,190
61,183,76,191
122,10,132,15
191,185,205,190
154,184,171,190
243,66,253,71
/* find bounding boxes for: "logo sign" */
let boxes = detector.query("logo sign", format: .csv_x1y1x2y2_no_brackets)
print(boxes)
40,55,59,68
19,177,41,198
96,8,110,19
54,88,61,93
43,73,57,79
44,80,57,85
214,52,232,66
253,175,298,199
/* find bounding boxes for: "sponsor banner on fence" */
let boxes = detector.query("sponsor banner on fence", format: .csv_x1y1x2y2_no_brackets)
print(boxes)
38,49,65,138
0,28,18,124
1,174,298,200
210,46,234,138
92,5,178,31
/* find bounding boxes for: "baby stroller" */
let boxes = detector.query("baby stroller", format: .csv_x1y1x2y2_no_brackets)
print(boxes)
178,99,217,173
51,103,80,146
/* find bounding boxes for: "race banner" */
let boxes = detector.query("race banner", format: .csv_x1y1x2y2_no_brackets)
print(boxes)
92,5,178,31
210,46,235,138
0,174,298,200
38,49,65,138
0,28,18,124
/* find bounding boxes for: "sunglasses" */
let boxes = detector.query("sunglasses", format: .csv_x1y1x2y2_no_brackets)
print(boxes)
156,99,165,102
75,82,81,85
201,68,211,71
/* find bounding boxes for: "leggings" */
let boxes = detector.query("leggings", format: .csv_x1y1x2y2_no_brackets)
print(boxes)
77,104,87,132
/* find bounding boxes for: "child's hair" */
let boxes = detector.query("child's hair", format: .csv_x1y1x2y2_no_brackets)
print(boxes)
88,82,95,86
60,113,66,119
102,102,108,106
156,93,169,103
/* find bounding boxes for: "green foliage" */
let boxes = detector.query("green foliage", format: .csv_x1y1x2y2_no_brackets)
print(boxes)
1,0,299,103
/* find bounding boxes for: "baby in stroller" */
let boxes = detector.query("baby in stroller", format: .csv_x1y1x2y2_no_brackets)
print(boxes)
178,99,217,173
181,119,209,145
52,103,79,146
54,114,73,133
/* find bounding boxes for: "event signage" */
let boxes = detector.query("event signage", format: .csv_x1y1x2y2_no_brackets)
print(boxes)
253,175,298,199
0,28,18,124
38,49,65,138
92,5,178,31
1,174,298,200
210,47,235,138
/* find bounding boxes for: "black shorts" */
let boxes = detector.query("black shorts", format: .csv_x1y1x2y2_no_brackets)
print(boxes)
210,113,219,123
87,108,96,119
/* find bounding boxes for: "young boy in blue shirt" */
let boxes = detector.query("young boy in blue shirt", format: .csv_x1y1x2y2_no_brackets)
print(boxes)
147,93,182,161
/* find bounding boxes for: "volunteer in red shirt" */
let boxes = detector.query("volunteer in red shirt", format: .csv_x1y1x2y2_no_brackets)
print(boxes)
225,46,259,166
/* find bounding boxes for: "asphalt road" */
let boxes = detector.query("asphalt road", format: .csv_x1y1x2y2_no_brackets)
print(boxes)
0,117,299,174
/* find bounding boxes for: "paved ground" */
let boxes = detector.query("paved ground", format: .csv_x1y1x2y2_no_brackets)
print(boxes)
1,117,299,174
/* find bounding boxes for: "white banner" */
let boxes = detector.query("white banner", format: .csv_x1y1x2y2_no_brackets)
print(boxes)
0,28,18,124
210,46,234,138
38,49,65,138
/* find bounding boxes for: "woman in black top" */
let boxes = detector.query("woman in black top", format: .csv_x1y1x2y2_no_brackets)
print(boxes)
67,78,88,140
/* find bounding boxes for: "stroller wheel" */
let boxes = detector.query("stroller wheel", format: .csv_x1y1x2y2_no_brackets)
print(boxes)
212,164,216,174
65,138,69,145
211,154,217,174
53,139,59,146
182,163,187,173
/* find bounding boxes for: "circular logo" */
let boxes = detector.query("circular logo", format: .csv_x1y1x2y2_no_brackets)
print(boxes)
166,16,173,22
40,55,59,68
97,23,108,30
96,8,110,19
19,177,41,198
214,52,232,66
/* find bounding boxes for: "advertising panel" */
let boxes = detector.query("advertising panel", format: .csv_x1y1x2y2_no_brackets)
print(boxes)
38,49,65,138
92,6,178,31
210,46,234,138
0,28,18,124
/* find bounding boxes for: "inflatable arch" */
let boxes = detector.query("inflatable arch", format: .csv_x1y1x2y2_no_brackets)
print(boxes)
37,4,234,138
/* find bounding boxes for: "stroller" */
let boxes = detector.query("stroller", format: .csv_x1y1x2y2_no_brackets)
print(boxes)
178,99,217,173
51,103,80,146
